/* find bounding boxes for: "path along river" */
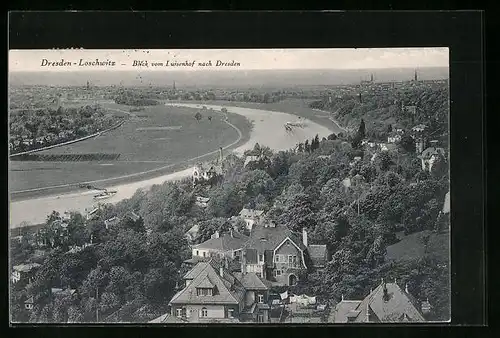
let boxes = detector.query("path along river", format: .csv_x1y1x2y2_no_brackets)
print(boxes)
10,103,334,228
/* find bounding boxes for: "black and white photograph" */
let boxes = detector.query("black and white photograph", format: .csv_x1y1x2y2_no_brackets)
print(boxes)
9,48,451,324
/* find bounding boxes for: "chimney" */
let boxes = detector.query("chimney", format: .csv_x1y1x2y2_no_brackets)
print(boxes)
214,231,219,239
220,266,224,277
230,230,233,238
405,283,409,294
341,294,344,301
302,228,308,247
219,147,223,163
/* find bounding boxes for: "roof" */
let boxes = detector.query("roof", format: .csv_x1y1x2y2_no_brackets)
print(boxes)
185,224,200,237
237,272,272,291
332,282,425,322
239,208,264,219
443,191,450,214
25,296,34,304
308,245,328,267
13,263,41,273
243,224,306,255
192,231,249,252
421,147,446,159
171,258,246,305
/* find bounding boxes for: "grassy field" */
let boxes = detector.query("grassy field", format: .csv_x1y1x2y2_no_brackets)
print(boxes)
385,230,450,263
9,102,251,193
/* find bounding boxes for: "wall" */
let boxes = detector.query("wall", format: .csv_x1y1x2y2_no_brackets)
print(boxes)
172,304,234,320
245,290,255,307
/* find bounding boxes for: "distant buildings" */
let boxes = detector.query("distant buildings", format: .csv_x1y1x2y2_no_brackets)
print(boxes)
191,230,249,261
330,280,426,323
192,148,224,186
419,147,446,172
238,208,265,233
11,263,41,284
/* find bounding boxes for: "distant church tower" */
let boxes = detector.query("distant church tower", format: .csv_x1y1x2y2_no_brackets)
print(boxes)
414,70,418,82
370,73,374,82
173,81,176,91
86,81,90,89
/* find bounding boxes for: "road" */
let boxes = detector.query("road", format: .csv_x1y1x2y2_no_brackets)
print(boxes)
9,103,333,228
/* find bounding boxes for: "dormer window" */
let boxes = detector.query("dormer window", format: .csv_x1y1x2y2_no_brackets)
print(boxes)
197,287,213,296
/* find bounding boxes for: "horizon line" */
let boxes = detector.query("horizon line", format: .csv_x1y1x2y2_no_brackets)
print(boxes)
9,65,449,73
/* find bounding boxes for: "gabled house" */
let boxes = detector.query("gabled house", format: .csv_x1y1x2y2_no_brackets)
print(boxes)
238,208,265,233
167,258,247,323
241,224,310,286
191,230,249,261
330,280,426,323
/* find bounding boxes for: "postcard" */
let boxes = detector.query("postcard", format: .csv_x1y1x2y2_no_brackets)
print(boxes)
9,48,450,324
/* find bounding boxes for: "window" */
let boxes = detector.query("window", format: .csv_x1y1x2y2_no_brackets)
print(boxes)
258,294,264,303
203,251,206,257
259,254,264,262
257,314,264,323
176,308,182,317
288,255,297,268
197,288,213,296
201,308,208,317
195,250,199,256
274,255,279,263
228,309,234,318
276,269,282,276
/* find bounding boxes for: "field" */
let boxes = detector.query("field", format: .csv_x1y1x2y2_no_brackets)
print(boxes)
9,102,251,193
385,230,450,263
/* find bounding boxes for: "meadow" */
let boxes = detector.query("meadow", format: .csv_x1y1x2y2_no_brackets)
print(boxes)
9,103,250,193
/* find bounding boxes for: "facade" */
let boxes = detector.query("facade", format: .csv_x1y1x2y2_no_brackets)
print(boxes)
11,263,41,284
166,257,270,323
330,281,426,323
241,225,312,286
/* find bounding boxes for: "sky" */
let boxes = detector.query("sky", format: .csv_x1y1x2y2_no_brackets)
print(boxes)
9,48,449,72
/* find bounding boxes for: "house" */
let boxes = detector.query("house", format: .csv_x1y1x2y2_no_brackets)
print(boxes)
238,208,265,232
379,143,398,152
244,155,261,168
191,230,249,261
241,225,317,286
195,196,210,208
104,216,120,229
192,148,224,186
185,224,201,244
419,147,446,172
329,280,426,323
236,272,272,322
11,263,41,284
24,296,35,311
166,258,249,323
387,133,402,144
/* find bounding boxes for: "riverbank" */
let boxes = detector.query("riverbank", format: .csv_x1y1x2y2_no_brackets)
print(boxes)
10,104,333,228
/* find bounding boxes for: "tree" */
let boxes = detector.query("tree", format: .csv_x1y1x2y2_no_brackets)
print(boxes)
387,124,393,133
304,140,311,153
357,119,366,139
399,134,416,153
194,112,202,121
327,133,338,140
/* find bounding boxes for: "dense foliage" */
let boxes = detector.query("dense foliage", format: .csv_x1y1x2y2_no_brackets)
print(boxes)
9,104,122,154
11,82,450,323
